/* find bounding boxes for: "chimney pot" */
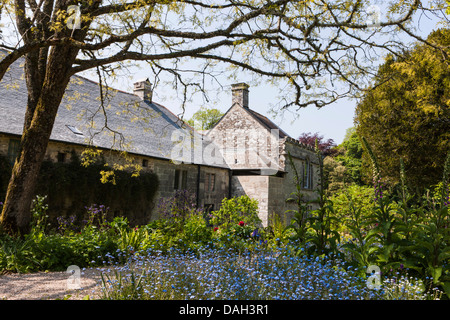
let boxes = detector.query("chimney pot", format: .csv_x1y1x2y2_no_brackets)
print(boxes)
231,83,249,108
133,78,152,101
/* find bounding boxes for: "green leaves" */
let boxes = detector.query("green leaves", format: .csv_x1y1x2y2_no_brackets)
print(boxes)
186,107,224,131
355,29,450,190
210,195,261,231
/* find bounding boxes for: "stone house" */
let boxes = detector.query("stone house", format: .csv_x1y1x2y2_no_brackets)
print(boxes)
206,83,320,226
0,51,319,227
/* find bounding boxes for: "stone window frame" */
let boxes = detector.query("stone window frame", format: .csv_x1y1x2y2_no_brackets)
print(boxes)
7,138,20,166
302,157,313,190
57,152,67,163
174,169,188,190
205,172,216,192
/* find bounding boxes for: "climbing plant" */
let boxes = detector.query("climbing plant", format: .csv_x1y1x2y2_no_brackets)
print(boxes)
0,151,159,228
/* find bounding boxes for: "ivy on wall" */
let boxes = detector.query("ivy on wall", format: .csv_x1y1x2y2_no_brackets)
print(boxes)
0,151,159,226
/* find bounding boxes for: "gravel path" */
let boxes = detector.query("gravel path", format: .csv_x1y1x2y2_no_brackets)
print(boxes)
0,268,106,300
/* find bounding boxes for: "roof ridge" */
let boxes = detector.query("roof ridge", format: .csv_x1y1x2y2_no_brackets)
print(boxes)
70,73,137,98
246,108,290,138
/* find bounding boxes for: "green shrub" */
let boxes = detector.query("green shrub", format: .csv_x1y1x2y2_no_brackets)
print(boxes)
328,184,376,236
210,195,260,231
181,213,212,245
0,234,40,273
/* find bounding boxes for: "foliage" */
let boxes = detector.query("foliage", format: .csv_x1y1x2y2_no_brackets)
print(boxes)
305,141,340,255
297,132,337,157
210,195,261,232
0,152,160,228
283,135,450,298
181,213,212,247
338,150,450,298
285,151,311,244
207,196,262,250
332,128,364,187
155,189,200,229
355,28,450,190
327,184,376,235
151,190,213,251
0,232,40,273
186,107,224,131
1,149,450,299
323,156,348,194
30,195,50,235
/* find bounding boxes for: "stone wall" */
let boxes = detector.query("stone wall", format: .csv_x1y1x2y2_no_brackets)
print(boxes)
150,159,229,220
276,139,321,220
207,105,282,172
231,175,269,226
207,103,321,227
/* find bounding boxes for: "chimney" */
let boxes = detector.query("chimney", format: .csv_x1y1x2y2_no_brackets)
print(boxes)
133,78,152,101
231,83,249,109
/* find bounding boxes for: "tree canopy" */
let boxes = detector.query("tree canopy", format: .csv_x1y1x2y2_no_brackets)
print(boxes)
1,0,448,110
322,127,363,193
355,28,450,191
186,107,224,131
297,132,337,157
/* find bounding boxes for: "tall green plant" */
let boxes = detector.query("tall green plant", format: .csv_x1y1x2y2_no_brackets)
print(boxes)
360,137,399,268
407,152,450,296
305,140,339,255
340,198,378,271
285,143,339,256
358,144,450,298
285,151,311,245
29,195,50,235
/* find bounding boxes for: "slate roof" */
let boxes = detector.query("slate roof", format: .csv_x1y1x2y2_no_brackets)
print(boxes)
0,50,228,168
205,98,291,141
246,108,289,139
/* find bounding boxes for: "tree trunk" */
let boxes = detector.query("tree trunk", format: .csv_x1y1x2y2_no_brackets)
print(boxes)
0,46,78,236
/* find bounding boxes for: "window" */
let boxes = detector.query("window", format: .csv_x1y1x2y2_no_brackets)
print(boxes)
206,173,216,192
302,160,313,189
142,159,149,167
66,125,83,136
57,152,66,163
7,139,20,166
174,169,187,190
